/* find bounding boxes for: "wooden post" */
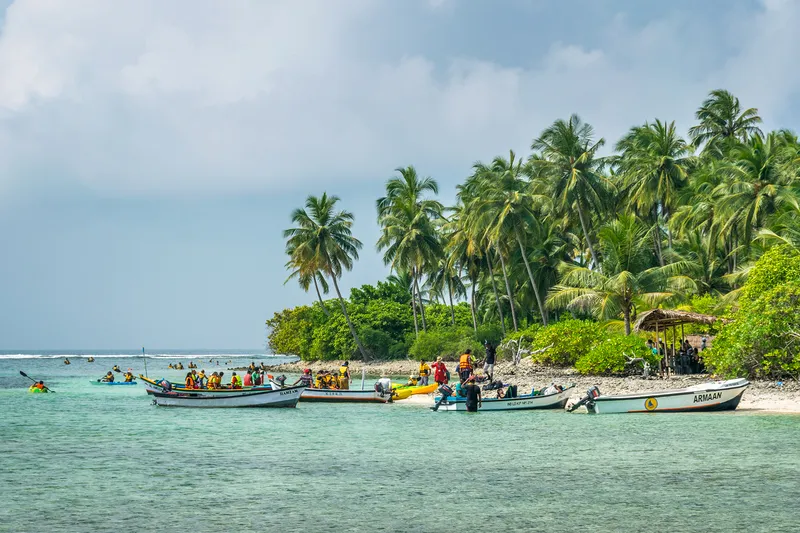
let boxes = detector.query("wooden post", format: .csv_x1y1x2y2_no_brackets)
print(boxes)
672,324,677,376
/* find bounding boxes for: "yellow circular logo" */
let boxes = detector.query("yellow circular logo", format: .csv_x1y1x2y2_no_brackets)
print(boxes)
644,397,658,411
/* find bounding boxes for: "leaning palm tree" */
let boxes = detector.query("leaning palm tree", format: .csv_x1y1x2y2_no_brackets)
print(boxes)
547,215,696,334
688,89,762,155
284,193,368,359
283,253,330,316
531,115,609,267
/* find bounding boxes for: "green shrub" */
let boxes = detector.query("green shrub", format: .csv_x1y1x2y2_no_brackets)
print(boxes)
408,327,484,361
359,327,394,359
574,333,654,375
739,245,800,307
530,319,604,366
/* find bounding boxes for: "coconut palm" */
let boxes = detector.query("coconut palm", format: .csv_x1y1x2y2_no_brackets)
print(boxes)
688,89,762,155
284,193,368,359
284,253,330,316
376,166,444,335
531,115,609,267
614,119,693,261
547,215,696,334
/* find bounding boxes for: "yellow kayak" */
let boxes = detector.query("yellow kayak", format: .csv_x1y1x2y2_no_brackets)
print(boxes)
391,383,437,400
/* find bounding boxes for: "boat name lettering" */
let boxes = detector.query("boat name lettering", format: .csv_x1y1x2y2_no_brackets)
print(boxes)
280,390,295,395
693,391,722,403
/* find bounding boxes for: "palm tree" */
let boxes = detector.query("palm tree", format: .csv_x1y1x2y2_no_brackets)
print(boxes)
284,193,368,359
376,166,444,335
468,151,550,324
547,214,695,334
444,205,487,333
614,119,693,261
688,89,762,154
284,254,330,316
531,115,608,267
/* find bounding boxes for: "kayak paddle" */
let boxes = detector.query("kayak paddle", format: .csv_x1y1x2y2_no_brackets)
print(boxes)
19,371,55,393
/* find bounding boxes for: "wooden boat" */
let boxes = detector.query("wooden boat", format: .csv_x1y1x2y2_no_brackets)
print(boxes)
150,385,304,408
139,375,274,394
435,386,574,412
300,388,392,403
568,378,750,414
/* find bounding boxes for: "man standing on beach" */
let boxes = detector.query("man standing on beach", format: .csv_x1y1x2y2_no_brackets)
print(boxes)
463,377,481,412
483,341,496,381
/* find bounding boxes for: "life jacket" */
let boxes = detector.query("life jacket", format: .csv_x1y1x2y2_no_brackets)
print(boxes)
124,373,133,382
459,353,472,370
339,366,349,377
186,376,195,388
419,363,430,376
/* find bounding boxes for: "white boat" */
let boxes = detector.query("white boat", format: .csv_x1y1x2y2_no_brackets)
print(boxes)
300,388,392,403
435,386,574,412
568,378,750,414
149,385,304,408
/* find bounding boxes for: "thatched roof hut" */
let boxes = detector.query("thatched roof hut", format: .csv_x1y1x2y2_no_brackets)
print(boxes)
633,309,728,332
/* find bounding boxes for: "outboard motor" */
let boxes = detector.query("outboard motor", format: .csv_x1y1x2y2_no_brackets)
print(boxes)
567,385,601,412
431,384,454,411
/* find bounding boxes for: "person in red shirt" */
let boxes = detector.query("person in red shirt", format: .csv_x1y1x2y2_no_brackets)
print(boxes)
431,357,448,385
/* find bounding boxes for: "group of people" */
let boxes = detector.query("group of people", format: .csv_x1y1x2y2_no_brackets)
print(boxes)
100,369,135,382
300,362,351,390
647,337,707,375
429,341,500,412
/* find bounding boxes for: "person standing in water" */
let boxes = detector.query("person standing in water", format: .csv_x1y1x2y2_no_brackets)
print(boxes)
463,376,481,412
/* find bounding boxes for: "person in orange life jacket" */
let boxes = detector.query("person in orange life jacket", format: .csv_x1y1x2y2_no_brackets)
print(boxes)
458,349,474,383
185,372,195,388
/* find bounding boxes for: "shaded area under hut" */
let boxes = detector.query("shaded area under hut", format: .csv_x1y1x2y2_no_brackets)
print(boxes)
633,309,729,377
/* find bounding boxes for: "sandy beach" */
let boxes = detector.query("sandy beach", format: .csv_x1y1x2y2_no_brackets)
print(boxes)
259,358,800,413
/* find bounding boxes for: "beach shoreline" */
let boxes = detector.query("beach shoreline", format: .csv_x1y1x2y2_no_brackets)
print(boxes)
254,357,800,413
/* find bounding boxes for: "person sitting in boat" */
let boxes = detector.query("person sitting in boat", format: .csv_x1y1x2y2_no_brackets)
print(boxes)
207,372,219,389
101,371,114,383
418,360,431,385
338,361,351,390
325,371,339,389
252,368,262,386
218,372,226,388
168,364,174,369
176,362,184,370
188,361,196,369
185,372,196,389
123,371,134,382
231,372,243,389
248,362,256,373
293,369,314,387
405,374,419,387
112,365,121,373
87,357,95,363
30,381,47,392
243,370,253,387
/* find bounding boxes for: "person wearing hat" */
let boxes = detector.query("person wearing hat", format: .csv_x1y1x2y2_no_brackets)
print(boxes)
293,369,314,387
463,376,481,412
431,357,448,385
405,374,419,387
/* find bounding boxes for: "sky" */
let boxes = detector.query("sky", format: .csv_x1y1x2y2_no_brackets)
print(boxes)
1,0,799,350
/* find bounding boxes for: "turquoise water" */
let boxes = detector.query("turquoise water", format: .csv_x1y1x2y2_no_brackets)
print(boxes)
2,354,799,532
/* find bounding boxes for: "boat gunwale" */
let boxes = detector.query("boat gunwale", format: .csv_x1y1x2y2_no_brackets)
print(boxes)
592,381,750,402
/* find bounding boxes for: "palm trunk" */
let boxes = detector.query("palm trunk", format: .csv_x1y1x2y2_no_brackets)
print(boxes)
653,226,665,267
576,201,598,267
497,247,518,332
623,303,631,336
469,278,478,334
312,274,330,316
414,273,427,331
330,275,368,361
516,232,547,326
486,253,506,335
447,277,456,326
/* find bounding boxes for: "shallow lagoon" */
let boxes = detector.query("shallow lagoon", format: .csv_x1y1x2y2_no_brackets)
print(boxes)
1,355,798,532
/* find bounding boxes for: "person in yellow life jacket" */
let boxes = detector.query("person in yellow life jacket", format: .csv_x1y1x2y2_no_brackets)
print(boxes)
207,372,218,389
101,371,114,383
123,371,134,382
338,361,351,390
406,374,419,387
314,372,324,389
231,372,243,389
197,370,207,388
418,360,431,385
185,372,195,389
325,372,338,389
458,349,474,383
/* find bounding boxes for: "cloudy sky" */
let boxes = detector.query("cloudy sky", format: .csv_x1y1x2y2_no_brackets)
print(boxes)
0,0,798,349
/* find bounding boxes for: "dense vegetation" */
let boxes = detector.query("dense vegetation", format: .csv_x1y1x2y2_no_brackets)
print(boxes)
272,89,800,377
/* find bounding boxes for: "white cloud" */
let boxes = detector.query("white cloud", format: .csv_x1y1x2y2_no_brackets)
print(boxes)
0,0,798,197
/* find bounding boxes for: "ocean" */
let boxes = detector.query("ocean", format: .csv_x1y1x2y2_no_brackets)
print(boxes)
1,352,799,532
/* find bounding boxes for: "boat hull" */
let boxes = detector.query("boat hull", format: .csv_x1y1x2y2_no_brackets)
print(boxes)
300,388,391,403
587,379,750,414
150,386,304,408
437,387,573,411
